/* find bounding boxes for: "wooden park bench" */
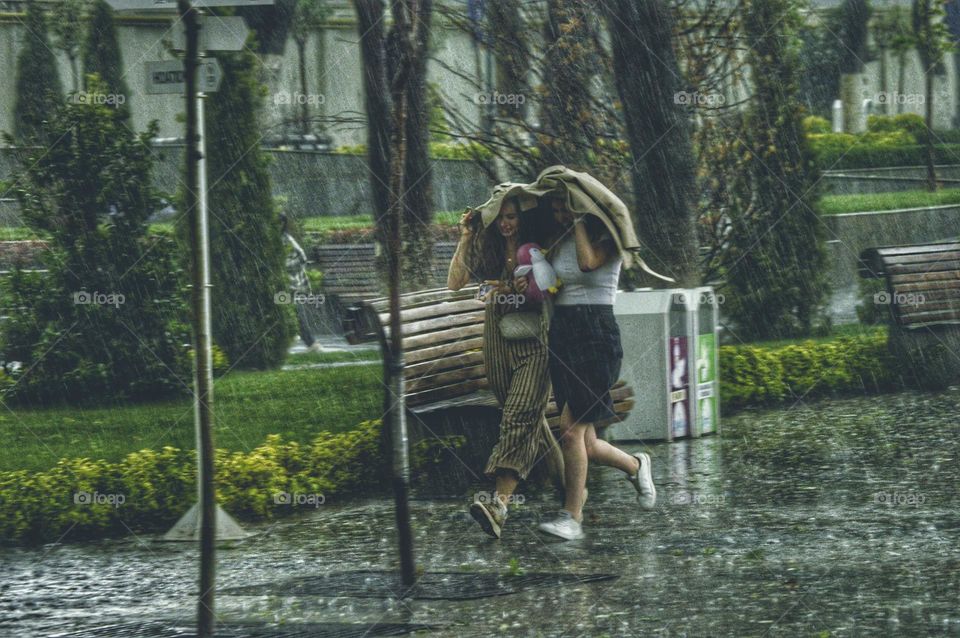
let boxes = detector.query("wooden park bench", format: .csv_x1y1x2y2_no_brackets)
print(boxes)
859,240,960,388
343,285,635,487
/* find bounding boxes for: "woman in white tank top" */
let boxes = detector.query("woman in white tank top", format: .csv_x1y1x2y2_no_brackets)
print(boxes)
537,195,657,541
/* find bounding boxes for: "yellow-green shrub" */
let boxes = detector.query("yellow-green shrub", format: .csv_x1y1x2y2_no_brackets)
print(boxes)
720,332,897,412
0,420,389,545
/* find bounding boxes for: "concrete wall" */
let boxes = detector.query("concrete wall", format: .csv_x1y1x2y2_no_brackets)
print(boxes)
823,205,960,323
822,165,960,195
0,3,484,147
0,146,493,220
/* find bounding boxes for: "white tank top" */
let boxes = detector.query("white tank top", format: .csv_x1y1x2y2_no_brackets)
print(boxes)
550,234,621,306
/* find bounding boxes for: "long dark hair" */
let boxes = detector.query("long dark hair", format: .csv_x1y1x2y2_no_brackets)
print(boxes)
466,198,558,280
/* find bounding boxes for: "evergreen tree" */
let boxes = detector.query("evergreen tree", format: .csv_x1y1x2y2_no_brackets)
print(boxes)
13,3,64,145
4,80,190,405
606,0,700,287
82,0,131,118
724,0,827,339
199,46,294,369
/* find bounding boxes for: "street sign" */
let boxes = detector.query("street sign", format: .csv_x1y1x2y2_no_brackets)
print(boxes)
145,59,222,94
107,0,273,11
173,15,249,52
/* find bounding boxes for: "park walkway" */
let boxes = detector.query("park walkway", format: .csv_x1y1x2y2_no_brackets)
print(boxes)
1,388,958,636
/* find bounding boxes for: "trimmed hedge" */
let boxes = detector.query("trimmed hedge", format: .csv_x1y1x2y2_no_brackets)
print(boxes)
813,142,960,170
0,420,395,544
720,332,898,412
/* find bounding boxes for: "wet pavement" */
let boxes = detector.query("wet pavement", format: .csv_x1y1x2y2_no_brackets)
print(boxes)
1,387,959,637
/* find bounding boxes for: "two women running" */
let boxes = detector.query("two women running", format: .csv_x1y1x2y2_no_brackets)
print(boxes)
447,189,656,541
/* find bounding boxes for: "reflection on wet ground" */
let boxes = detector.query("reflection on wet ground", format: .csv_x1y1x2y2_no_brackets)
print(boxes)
2,387,959,637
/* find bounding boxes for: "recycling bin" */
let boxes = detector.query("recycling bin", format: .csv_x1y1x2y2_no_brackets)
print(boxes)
691,286,721,437
608,288,695,441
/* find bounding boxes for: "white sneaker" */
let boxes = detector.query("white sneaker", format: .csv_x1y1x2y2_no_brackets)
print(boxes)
538,510,584,540
627,452,656,510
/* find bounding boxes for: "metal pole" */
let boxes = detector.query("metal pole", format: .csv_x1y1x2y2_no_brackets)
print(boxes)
179,2,217,635
387,0,416,589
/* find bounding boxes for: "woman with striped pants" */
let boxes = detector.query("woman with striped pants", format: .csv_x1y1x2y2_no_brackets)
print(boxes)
447,198,559,539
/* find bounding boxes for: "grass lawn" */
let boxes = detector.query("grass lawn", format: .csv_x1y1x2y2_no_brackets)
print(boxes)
300,210,461,234
0,354,382,473
285,348,381,365
819,188,960,215
740,322,887,349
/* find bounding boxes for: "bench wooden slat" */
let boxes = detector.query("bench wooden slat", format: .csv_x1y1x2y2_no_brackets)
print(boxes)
405,336,484,365
890,270,960,285
386,309,485,339
869,242,960,258
378,298,484,324
887,260,960,276
405,351,485,380
407,378,489,407
406,363,486,394
881,250,960,265
892,282,960,298
367,286,480,312
900,310,960,325
402,323,485,350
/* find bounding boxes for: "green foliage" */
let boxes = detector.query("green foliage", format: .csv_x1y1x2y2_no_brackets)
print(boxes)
0,363,382,473
812,142,960,169
197,45,295,369
867,113,927,140
0,420,394,544
797,13,844,117
912,0,952,74
802,116,831,135
12,3,64,145
82,0,131,119
724,0,827,340
838,0,871,73
334,142,493,160
856,278,892,324
4,82,191,405
719,332,899,412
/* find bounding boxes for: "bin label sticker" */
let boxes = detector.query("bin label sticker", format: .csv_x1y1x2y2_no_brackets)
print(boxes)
669,336,689,438
696,332,717,434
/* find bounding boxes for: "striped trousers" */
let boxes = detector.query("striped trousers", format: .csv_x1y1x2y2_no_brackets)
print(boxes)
482,302,558,480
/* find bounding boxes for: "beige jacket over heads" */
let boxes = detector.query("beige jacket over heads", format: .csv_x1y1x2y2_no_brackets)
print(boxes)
472,165,674,283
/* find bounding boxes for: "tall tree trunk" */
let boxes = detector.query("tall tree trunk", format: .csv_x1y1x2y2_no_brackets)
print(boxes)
606,0,700,287
297,36,309,135
840,73,861,131
879,47,889,115
537,0,599,172
401,0,434,288
897,51,907,113
925,70,937,190
354,0,392,256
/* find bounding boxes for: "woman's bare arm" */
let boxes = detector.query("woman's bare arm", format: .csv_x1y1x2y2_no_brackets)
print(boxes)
447,211,475,290
572,216,614,271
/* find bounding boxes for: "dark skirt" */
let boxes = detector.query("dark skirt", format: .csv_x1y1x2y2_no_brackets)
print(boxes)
547,304,623,424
